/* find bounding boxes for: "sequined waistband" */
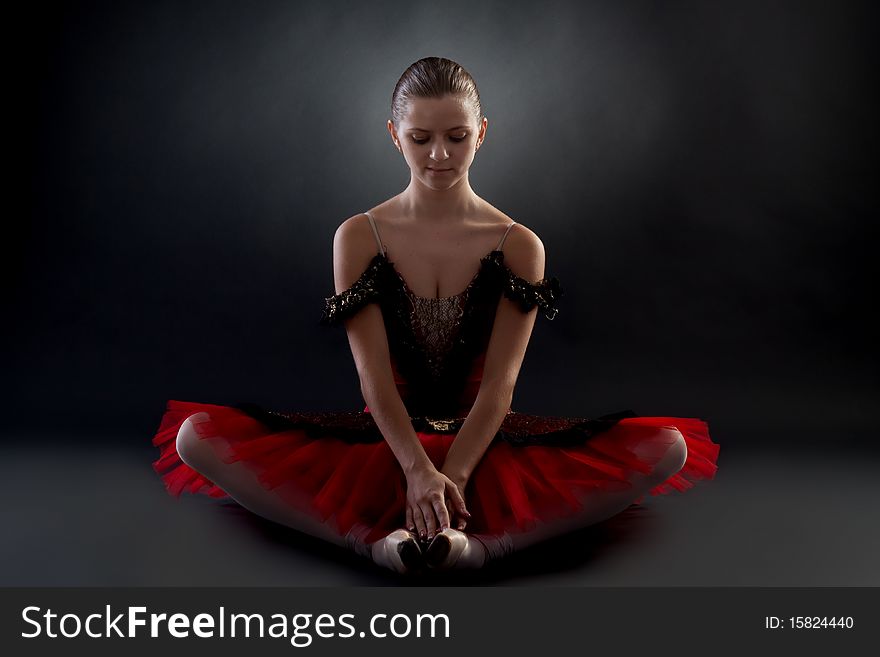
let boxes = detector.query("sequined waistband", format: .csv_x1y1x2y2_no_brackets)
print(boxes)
410,408,513,433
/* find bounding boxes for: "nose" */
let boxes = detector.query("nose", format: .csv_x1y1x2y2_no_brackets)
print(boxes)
429,142,450,163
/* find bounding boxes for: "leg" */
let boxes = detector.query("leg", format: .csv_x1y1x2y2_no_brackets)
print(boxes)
467,427,690,566
179,413,429,573
176,412,349,550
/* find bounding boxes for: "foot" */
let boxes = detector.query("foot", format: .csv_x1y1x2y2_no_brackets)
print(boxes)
371,529,424,574
424,528,488,570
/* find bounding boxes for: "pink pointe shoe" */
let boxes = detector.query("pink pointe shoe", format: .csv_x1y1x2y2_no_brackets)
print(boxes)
425,528,487,570
371,529,424,575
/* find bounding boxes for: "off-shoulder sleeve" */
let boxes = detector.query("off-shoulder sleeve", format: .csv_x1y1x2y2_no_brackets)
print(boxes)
501,269,564,320
320,255,388,326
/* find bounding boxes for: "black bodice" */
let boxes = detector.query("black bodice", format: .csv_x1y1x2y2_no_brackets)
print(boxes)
320,249,562,417
232,249,637,445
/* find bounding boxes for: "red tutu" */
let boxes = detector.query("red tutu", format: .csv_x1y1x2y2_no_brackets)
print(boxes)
151,399,720,544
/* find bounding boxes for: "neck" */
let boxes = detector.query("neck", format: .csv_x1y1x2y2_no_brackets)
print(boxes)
397,172,482,223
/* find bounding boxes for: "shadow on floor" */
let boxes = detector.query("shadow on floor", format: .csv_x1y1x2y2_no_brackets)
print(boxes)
217,499,660,585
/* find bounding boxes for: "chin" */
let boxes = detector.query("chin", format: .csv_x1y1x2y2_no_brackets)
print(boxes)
424,180,455,190
421,173,459,188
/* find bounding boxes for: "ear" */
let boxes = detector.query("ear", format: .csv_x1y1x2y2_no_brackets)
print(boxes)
477,116,488,149
387,120,401,151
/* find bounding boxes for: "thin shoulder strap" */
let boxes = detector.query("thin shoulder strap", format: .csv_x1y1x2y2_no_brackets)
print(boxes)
496,222,517,251
363,211,386,255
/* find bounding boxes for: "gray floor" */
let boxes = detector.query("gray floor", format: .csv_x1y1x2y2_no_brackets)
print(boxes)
2,439,878,586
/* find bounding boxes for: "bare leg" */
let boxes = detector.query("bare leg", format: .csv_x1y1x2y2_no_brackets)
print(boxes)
180,413,466,572
176,412,354,552
177,415,686,571
468,427,689,565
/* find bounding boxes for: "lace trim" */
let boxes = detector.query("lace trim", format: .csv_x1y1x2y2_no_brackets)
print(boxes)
319,254,389,326
234,402,636,446
499,269,563,320
319,250,564,326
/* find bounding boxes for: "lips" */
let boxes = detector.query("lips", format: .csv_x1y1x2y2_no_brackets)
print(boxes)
427,167,453,173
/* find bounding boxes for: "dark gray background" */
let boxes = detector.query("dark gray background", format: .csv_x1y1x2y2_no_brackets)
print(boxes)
9,0,877,444
3,0,878,586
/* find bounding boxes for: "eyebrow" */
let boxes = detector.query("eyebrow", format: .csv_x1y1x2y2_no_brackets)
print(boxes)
406,125,470,132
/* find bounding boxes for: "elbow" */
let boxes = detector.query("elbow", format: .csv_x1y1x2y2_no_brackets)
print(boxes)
479,375,516,409
357,368,394,407
358,373,372,402
355,358,375,399
359,377,381,413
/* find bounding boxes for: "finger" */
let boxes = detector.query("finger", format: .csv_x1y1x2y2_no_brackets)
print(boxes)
449,481,471,517
421,501,438,539
413,506,427,539
405,506,415,533
445,497,465,530
432,496,450,532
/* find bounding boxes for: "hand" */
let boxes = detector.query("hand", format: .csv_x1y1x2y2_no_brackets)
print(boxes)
404,465,469,541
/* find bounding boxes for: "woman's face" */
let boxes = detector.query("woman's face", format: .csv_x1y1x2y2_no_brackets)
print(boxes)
388,95,487,190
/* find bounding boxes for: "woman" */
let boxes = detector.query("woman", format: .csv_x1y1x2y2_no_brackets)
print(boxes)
152,57,720,575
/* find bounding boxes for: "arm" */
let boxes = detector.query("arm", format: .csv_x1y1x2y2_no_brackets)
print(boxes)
331,216,468,537
441,224,545,485
332,216,434,476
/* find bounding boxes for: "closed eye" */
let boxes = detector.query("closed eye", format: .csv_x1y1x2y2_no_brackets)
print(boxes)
411,135,468,144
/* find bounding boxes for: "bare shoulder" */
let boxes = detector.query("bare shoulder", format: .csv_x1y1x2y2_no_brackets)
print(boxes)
333,212,378,252
498,219,546,282
330,213,384,292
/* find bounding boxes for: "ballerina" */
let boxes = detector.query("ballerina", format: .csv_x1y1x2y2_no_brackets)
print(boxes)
154,56,720,575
